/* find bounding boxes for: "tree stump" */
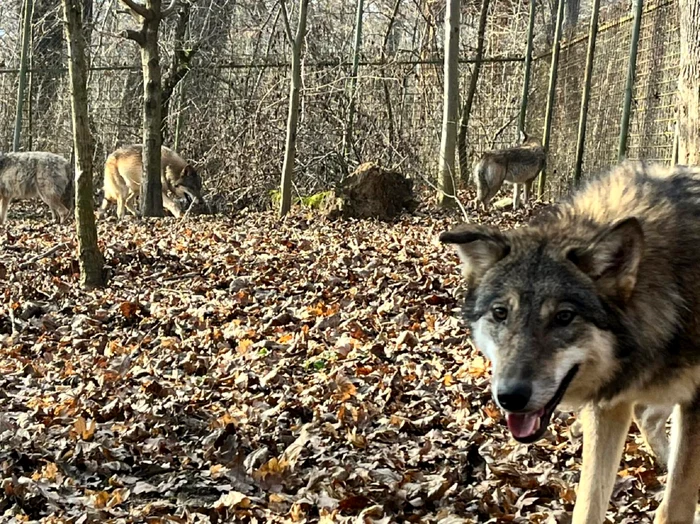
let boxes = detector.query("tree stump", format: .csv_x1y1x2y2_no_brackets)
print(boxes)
326,162,418,221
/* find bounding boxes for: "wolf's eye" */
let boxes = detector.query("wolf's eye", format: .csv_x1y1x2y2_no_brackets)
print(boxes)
492,306,508,322
554,310,575,327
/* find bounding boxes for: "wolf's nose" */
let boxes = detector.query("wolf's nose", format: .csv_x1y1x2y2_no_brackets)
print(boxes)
497,383,532,411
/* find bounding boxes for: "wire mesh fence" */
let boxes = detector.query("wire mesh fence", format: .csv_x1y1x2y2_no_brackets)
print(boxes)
526,0,680,199
0,0,686,209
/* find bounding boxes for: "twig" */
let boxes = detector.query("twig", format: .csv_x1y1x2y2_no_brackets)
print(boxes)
279,0,294,45
416,170,470,222
489,113,519,149
19,243,68,269
162,271,200,282
176,197,197,226
7,305,18,337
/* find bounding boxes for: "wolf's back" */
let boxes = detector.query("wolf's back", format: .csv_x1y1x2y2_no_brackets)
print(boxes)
0,152,71,199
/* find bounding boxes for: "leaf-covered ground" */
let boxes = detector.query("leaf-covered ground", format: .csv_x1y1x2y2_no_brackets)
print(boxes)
0,199,666,523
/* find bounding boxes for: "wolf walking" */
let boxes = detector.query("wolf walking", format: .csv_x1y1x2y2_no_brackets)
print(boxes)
441,161,700,523
0,152,73,224
100,145,202,219
473,131,545,210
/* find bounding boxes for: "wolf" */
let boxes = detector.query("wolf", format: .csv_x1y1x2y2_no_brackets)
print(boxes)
440,161,700,523
473,131,546,211
0,151,73,224
100,144,202,219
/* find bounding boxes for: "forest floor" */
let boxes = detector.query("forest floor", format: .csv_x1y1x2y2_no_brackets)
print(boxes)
0,196,665,523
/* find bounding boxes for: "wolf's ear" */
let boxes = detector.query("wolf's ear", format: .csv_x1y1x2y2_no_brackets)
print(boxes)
518,129,527,143
567,217,644,302
439,224,510,286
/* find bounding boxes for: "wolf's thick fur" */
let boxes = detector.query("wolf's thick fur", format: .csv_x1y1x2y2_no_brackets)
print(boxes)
441,162,700,523
0,152,73,224
100,145,202,219
473,133,546,210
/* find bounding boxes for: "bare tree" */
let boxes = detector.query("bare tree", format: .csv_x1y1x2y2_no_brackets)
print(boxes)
437,0,460,208
678,0,700,164
120,0,178,217
63,0,105,288
279,0,310,217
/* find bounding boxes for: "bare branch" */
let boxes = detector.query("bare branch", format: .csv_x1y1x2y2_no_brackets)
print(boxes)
279,0,294,45
161,0,180,18
120,0,149,19
123,28,146,46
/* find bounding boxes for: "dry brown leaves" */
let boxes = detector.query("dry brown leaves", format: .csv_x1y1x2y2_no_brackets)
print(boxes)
0,199,664,523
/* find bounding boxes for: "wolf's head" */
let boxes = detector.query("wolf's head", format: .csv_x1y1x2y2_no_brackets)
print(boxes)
174,164,203,204
440,218,643,442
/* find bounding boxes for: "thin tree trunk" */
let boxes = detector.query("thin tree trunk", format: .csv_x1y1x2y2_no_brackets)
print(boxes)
63,0,105,288
437,0,460,208
342,0,365,164
121,0,173,217
13,0,34,152
140,0,164,216
678,0,700,164
279,0,309,217
457,0,489,184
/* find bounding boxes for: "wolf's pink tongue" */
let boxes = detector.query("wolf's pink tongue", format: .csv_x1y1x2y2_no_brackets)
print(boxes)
506,409,544,439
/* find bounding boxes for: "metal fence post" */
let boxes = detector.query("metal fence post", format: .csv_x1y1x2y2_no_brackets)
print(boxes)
618,0,644,162
537,0,566,199
573,0,601,186
514,0,536,208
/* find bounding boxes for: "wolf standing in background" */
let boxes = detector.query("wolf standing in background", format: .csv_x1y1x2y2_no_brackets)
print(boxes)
473,131,546,210
441,162,700,523
0,152,73,224
100,144,202,219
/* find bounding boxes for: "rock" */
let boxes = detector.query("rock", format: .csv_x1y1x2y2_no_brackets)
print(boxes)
325,162,418,221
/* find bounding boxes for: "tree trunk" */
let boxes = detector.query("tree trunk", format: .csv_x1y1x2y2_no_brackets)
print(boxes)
279,0,309,217
342,0,365,165
437,0,460,208
63,0,105,289
140,0,165,217
13,0,33,152
456,0,489,184
678,0,700,164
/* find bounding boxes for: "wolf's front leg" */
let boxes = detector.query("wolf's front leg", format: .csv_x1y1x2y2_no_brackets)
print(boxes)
572,401,633,524
655,400,700,524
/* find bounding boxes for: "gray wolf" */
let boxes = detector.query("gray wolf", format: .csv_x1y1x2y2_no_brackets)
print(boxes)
100,144,202,219
440,161,700,523
473,131,546,210
0,151,73,224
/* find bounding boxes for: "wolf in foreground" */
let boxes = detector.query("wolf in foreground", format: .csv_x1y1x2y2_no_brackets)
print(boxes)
0,151,73,224
100,144,202,219
473,131,546,211
441,161,700,523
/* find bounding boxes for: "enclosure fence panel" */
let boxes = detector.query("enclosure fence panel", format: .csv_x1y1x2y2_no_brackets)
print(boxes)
0,0,684,209
527,0,680,199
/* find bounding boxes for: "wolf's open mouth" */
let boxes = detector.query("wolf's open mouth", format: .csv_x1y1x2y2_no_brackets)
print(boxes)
504,365,580,444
